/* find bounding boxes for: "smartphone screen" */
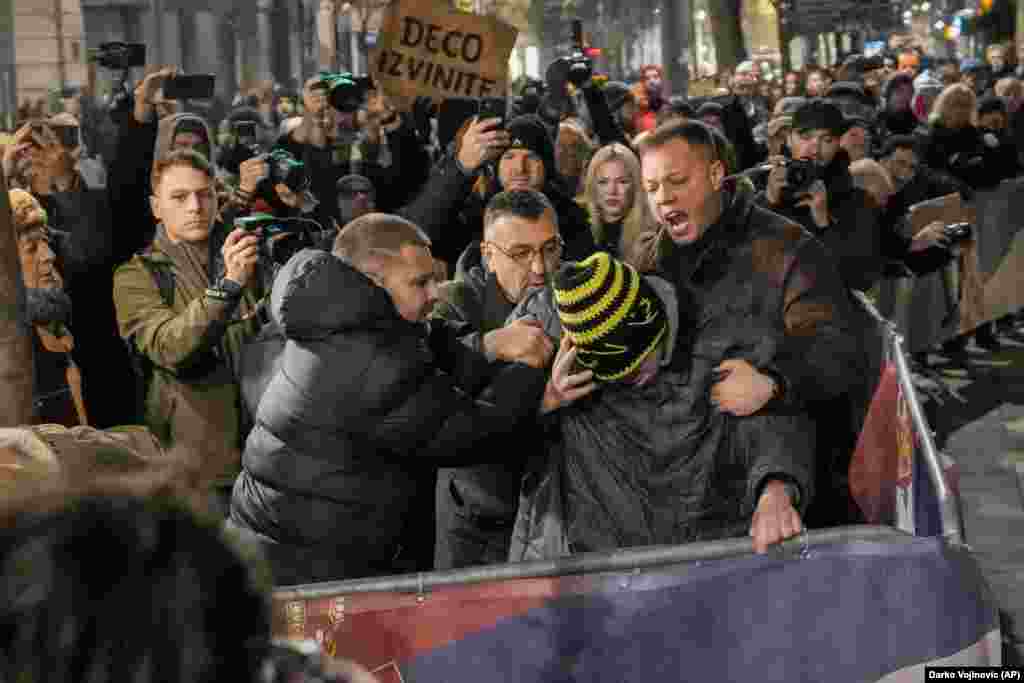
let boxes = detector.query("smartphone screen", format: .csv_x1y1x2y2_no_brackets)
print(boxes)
164,74,216,100
479,97,506,127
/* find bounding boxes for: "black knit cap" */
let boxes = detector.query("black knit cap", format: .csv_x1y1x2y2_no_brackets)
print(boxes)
554,252,668,382
505,114,556,177
978,95,1007,117
792,100,850,135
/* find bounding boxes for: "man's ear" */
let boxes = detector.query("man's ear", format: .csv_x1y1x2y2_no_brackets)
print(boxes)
480,242,494,272
710,159,726,191
149,195,161,224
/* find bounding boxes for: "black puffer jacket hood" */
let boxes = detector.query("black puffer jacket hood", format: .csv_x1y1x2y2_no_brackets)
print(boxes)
270,249,405,340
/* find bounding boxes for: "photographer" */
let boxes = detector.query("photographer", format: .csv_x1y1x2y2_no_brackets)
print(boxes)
114,150,265,514
760,100,883,292
216,107,272,185
275,74,430,225
107,66,225,249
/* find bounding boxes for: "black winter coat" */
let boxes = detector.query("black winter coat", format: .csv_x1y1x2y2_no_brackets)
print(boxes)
756,151,884,291
660,186,873,529
511,275,815,552
44,171,150,428
229,249,547,584
919,123,1015,191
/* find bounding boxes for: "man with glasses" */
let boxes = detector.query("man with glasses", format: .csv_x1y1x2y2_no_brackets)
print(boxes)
431,190,564,570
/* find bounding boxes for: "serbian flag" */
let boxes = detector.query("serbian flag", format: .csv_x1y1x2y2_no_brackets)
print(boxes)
848,361,960,535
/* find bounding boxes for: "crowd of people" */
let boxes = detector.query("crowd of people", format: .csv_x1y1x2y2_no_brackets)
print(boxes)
0,36,1023,679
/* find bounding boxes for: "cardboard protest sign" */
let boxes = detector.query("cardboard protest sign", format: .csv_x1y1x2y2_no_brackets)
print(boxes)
905,193,968,238
972,178,1024,280
369,0,518,109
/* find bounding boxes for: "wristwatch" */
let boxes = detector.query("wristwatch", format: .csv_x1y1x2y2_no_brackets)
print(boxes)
206,277,244,302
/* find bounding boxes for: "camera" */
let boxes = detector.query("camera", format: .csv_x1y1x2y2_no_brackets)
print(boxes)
90,42,147,124
314,72,374,114
545,20,594,94
782,158,822,199
233,120,259,141
942,222,973,245
262,149,310,195
89,42,146,70
235,213,320,267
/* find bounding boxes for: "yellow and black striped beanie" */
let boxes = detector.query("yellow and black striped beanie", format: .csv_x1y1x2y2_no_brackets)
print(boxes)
553,252,668,382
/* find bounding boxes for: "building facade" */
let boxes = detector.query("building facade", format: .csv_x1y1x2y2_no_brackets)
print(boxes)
1,0,88,125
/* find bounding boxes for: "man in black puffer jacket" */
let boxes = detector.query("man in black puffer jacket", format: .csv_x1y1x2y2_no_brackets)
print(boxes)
229,213,569,585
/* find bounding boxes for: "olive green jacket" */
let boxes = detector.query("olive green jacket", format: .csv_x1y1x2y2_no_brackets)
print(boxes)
113,236,262,488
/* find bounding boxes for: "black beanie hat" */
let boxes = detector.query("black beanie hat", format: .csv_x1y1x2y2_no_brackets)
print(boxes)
978,95,1007,117
505,114,557,178
792,100,850,135
554,252,668,382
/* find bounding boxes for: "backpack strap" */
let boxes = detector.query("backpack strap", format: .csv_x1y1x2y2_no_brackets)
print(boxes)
137,255,176,309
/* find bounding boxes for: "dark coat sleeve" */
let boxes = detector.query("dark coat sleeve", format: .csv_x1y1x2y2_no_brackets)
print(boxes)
397,155,478,262
362,344,547,467
581,85,629,148
106,116,160,255
368,116,432,213
766,234,865,408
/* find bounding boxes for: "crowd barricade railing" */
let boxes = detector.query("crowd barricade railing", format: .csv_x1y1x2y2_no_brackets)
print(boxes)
269,299,1000,678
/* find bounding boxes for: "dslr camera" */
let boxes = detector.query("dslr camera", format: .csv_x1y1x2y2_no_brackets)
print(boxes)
260,149,311,195
546,20,594,93
313,72,374,113
781,158,822,202
234,212,320,267
90,42,147,71
90,42,147,123
942,222,973,246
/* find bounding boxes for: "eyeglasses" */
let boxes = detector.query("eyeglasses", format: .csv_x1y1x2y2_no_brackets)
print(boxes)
484,236,564,268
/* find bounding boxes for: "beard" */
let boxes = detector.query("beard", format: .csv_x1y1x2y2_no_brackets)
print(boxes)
25,287,72,327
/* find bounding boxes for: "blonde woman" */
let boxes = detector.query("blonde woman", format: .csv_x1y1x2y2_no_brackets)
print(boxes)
921,84,1010,353
920,83,1007,190
581,143,659,271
